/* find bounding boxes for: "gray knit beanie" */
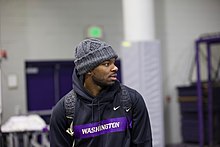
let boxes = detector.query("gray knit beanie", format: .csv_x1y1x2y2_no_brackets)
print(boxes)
74,38,118,75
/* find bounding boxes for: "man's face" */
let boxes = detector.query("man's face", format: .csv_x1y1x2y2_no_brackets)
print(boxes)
90,58,118,87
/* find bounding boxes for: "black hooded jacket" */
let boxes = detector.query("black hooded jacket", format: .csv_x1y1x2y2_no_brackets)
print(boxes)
50,70,152,147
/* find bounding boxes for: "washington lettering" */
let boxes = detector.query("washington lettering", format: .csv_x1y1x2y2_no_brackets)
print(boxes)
81,122,120,134
73,117,131,139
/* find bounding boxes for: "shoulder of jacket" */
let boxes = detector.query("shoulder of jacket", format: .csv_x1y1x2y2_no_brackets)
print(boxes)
120,84,142,104
120,84,139,97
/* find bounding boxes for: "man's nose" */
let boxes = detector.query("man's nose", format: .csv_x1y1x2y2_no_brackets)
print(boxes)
111,64,118,72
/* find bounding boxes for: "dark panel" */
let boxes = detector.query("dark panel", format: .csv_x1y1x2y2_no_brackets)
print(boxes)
26,64,55,111
58,61,74,99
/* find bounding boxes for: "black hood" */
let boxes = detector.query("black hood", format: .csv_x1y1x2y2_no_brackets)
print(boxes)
72,69,120,104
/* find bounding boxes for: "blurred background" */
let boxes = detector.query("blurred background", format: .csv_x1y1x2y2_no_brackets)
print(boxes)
0,0,220,146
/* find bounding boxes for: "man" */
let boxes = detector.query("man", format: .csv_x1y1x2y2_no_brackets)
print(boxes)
50,38,152,147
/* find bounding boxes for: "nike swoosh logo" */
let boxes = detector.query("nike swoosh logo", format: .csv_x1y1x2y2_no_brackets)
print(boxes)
125,107,131,112
113,106,120,111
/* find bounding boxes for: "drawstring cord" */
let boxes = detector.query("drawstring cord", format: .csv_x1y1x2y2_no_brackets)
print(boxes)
97,97,103,146
98,99,101,122
91,100,94,122
91,96,104,146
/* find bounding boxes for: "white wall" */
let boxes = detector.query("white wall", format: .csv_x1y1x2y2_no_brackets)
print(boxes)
0,0,28,124
26,0,123,60
1,0,220,145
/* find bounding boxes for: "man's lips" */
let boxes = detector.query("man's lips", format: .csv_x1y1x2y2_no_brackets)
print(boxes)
109,74,117,80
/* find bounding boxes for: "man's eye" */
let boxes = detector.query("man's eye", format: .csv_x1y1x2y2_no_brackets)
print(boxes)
103,63,110,67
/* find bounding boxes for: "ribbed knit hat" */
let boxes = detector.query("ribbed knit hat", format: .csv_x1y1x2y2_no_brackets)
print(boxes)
74,38,118,75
